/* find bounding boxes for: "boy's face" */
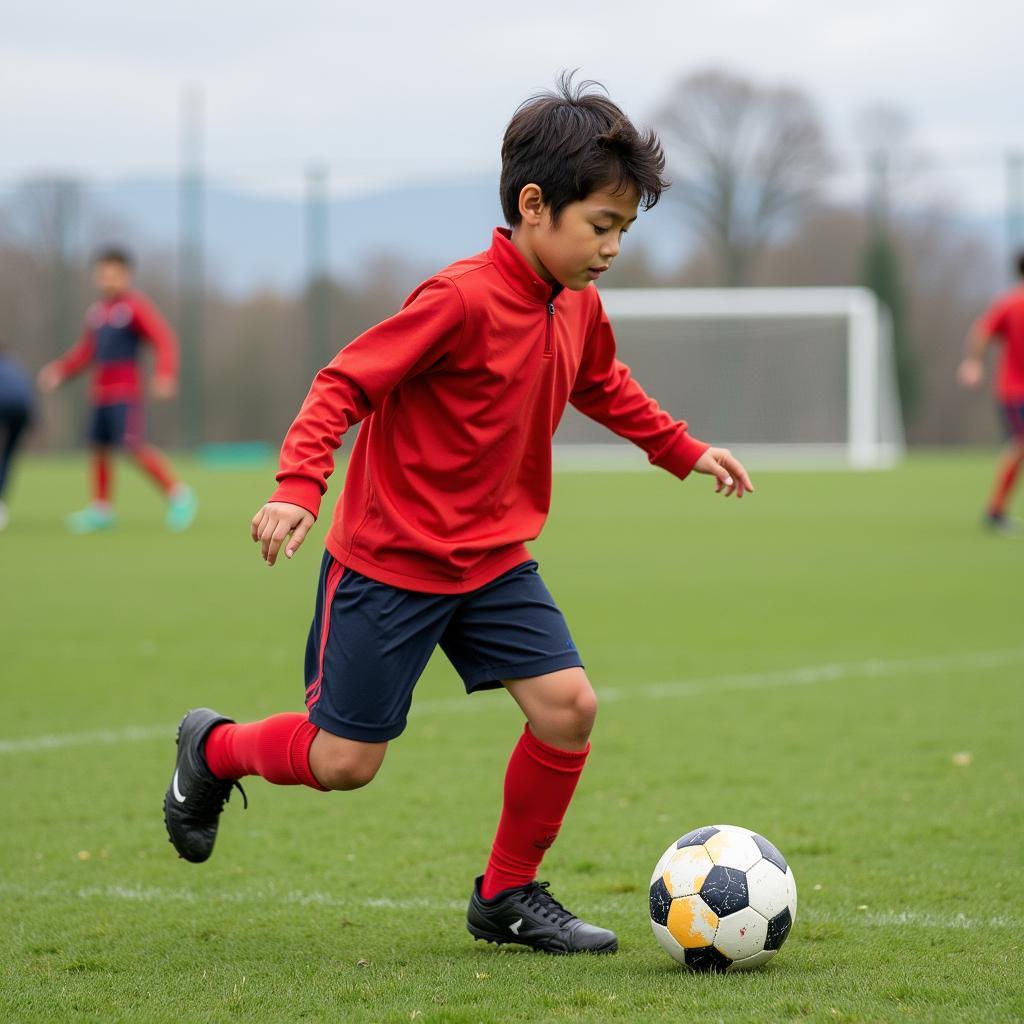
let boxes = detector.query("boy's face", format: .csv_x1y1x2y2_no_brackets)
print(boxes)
93,260,133,299
529,184,639,291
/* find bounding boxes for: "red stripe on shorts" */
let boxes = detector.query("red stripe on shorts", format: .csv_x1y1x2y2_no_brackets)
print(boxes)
305,559,346,710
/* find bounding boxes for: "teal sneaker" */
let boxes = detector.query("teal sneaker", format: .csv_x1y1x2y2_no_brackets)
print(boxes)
984,512,1020,535
67,503,115,534
166,485,197,532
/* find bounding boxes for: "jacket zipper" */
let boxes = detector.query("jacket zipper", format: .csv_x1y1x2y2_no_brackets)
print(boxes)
544,301,555,355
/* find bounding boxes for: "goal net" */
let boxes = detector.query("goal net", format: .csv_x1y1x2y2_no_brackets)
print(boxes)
554,287,904,470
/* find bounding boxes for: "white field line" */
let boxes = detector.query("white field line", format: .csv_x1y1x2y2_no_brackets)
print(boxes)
0,723,173,755
0,881,1016,932
0,881,464,912
2,646,1022,756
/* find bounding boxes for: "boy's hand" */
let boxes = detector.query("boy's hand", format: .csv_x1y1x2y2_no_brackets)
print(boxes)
152,375,178,400
37,363,62,393
693,447,754,498
957,357,983,389
251,502,315,565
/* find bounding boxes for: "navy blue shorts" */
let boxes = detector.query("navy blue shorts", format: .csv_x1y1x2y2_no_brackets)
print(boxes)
89,402,144,447
998,400,1024,442
303,554,584,742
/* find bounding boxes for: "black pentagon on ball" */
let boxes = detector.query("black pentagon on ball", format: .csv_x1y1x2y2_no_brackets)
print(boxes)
684,945,733,973
649,877,672,926
764,906,793,950
699,865,749,917
752,833,788,873
676,825,720,849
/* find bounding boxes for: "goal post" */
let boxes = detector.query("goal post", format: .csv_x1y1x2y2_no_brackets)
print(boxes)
554,286,905,470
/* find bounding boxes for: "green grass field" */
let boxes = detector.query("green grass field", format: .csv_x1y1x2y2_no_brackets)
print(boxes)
1,454,1021,1023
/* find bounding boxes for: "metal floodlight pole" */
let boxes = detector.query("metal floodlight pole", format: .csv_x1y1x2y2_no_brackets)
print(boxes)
1006,151,1024,283
305,163,331,380
52,179,76,354
178,87,205,449
867,150,889,230
52,178,80,448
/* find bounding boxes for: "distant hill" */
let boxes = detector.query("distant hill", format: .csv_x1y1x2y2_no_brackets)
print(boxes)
85,177,495,293
1,174,1003,295
71,176,686,295
90,176,697,294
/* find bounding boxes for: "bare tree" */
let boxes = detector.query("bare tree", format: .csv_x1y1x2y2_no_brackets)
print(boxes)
656,69,832,286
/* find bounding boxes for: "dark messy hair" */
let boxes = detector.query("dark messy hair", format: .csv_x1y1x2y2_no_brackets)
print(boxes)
500,71,668,227
1017,250,1024,278
92,244,134,269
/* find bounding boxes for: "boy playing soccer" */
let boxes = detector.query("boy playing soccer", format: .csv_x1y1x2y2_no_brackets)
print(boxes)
37,246,196,533
164,76,752,954
958,250,1024,531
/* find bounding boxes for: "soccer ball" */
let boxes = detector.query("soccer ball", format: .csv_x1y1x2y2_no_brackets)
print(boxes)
649,824,797,972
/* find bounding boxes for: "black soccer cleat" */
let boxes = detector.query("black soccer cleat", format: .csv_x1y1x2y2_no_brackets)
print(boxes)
163,708,246,863
467,876,618,955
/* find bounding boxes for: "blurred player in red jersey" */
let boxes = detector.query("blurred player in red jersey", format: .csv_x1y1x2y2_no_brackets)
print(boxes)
38,246,196,533
958,251,1024,532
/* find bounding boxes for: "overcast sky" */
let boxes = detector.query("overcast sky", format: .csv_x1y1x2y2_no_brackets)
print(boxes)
1,0,1021,210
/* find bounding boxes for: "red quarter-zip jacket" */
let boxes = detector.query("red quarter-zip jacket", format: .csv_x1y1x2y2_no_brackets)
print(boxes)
270,228,708,593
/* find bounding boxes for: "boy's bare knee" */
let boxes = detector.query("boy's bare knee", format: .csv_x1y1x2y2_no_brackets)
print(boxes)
310,734,387,791
541,678,598,747
569,684,598,735
505,668,598,749
319,758,379,791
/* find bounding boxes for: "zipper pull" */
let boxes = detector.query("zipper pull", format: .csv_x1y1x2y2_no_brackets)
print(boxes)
547,301,555,316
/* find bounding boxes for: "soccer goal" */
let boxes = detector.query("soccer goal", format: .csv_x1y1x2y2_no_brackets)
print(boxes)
554,287,904,470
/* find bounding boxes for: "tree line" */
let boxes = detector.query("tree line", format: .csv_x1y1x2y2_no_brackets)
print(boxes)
0,68,1007,450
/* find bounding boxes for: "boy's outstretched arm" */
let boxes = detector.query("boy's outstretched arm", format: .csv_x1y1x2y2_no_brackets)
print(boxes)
131,293,180,399
251,277,464,566
38,326,97,392
957,323,992,389
959,298,1006,389
572,299,753,498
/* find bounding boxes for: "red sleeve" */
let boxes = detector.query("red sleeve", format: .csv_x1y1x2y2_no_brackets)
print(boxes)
571,294,709,479
54,326,97,380
130,293,179,380
976,298,1009,343
269,277,465,518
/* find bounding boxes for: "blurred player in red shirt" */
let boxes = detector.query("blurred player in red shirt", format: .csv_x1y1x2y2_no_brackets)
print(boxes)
38,247,196,533
958,251,1024,531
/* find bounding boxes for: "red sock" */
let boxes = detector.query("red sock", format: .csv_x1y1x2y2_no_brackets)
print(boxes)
481,725,589,900
204,713,328,791
93,450,112,503
988,455,1023,516
133,445,177,494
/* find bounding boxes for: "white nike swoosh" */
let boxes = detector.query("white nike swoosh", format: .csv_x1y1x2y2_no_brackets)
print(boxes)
172,769,186,803
509,918,523,935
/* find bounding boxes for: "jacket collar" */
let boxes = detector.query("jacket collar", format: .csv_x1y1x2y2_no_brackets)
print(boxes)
489,227,563,305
